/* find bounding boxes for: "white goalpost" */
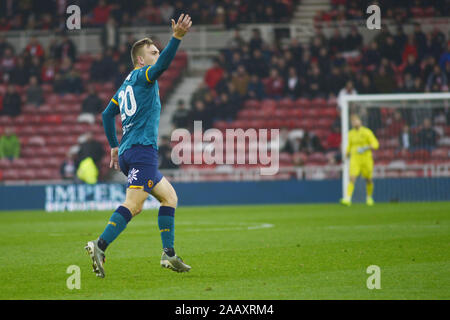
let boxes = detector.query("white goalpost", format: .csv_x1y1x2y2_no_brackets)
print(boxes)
340,92,450,202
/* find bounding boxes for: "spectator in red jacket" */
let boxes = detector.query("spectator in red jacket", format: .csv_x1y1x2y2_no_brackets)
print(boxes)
326,126,341,151
402,34,418,63
25,37,45,60
265,68,285,99
92,0,111,26
41,59,57,83
204,59,224,90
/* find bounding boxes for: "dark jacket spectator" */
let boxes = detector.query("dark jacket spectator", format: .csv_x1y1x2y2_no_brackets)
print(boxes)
417,119,437,150
2,85,21,117
413,23,427,59
248,49,268,78
189,100,212,131
403,54,421,78
77,133,105,167
56,35,77,62
9,57,29,85
328,28,345,54
159,136,178,169
0,35,14,58
380,36,401,65
214,93,235,121
426,65,448,92
247,74,265,100
301,132,324,154
90,50,115,82
345,26,363,51
363,42,381,68
26,76,44,106
64,70,84,94
171,100,190,129
357,74,377,94
249,29,263,53
394,25,408,53
373,67,397,93
326,67,347,97
81,86,103,114
307,66,326,98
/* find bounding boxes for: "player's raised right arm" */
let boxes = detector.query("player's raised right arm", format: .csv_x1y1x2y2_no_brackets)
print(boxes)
146,14,192,82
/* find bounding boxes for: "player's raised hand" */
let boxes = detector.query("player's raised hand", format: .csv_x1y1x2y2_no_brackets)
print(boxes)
110,147,119,171
171,13,192,39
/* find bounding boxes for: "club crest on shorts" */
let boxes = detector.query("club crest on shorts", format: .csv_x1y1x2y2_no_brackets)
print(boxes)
148,179,154,188
128,168,139,184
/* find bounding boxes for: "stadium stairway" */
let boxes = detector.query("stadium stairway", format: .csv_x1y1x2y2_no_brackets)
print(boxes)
293,0,331,43
159,76,204,137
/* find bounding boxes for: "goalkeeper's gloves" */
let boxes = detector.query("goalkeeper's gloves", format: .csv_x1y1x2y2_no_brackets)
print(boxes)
357,146,371,154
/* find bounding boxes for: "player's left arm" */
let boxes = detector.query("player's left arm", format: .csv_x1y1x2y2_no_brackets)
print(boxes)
102,96,120,170
145,14,192,82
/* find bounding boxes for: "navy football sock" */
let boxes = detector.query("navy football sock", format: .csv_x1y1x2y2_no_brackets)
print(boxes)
99,206,132,251
158,206,175,251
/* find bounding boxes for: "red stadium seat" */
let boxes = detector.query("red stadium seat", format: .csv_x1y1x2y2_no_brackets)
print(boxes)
410,149,430,160
306,152,328,164
261,99,277,110
244,99,261,109
432,148,449,160
278,98,295,109
311,98,328,108
295,98,310,109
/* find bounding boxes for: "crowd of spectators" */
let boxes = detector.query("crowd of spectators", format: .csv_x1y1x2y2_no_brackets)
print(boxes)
0,30,141,117
316,0,449,24
0,30,134,179
0,0,298,31
186,24,449,128
181,23,449,163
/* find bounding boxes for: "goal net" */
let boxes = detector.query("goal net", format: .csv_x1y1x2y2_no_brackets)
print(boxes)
340,93,450,203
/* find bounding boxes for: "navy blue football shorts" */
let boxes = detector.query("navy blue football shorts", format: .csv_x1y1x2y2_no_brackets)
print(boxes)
118,144,163,194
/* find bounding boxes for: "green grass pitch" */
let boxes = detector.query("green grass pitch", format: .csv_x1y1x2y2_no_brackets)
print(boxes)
0,202,449,300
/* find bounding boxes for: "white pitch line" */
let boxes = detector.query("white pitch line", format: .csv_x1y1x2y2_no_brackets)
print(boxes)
185,223,274,232
47,223,275,236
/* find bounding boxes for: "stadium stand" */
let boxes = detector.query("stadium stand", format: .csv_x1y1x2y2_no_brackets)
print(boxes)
0,0,449,183
181,13,450,175
315,0,449,24
0,0,298,30
0,34,188,182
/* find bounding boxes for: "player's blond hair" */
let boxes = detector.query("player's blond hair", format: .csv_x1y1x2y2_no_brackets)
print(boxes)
131,38,154,67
